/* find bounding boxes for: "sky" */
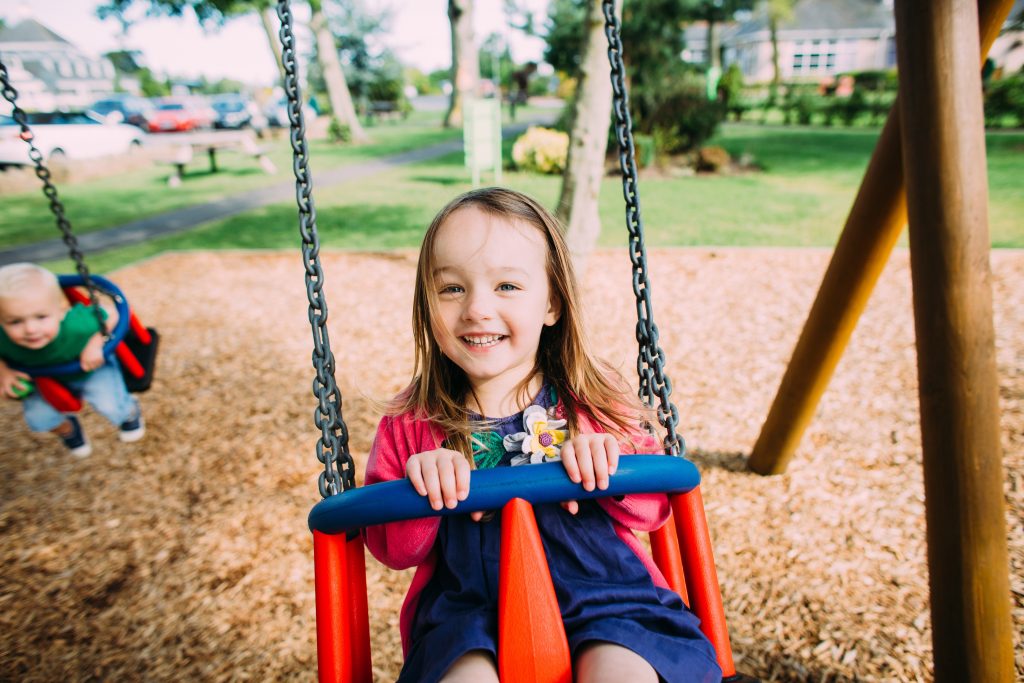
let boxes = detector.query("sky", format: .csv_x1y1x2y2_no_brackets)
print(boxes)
0,0,551,86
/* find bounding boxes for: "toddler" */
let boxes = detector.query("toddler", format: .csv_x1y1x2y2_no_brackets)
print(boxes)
0,263,144,457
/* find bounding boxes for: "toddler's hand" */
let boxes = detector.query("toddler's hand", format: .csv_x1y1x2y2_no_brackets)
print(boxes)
0,365,31,400
79,334,106,372
559,434,620,515
406,448,474,515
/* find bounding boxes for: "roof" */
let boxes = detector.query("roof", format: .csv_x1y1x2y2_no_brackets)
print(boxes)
732,0,893,39
0,18,72,45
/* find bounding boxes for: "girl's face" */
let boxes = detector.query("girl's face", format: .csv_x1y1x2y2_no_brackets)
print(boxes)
429,206,560,400
0,288,66,350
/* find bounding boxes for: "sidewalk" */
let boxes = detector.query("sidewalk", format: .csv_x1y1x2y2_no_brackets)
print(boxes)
0,116,552,266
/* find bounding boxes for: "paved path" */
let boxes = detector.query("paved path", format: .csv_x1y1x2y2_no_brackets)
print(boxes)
0,118,547,266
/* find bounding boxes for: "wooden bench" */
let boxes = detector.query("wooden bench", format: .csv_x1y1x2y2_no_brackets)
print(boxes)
155,130,277,187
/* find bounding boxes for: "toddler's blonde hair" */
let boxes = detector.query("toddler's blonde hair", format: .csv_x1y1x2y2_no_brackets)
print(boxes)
0,263,62,303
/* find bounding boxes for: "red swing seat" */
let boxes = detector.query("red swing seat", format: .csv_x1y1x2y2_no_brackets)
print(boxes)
309,457,752,683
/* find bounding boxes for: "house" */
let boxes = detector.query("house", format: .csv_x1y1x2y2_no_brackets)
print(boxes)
0,18,116,111
721,0,895,84
690,0,1024,85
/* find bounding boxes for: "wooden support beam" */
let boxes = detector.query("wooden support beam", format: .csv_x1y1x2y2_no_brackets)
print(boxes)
748,0,1016,475
894,0,1014,679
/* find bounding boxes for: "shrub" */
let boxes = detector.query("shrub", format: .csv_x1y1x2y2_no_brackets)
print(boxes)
328,117,351,143
985,74,1024,128
630,65,725,154
512,126,569,174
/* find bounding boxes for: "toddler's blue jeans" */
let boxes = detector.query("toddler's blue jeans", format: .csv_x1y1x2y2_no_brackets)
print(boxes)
22,361,139,432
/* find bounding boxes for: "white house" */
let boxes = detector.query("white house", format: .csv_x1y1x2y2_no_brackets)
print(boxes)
0,18,116,111
722,0,895,84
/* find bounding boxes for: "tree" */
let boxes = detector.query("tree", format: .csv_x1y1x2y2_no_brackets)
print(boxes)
554,0,619,269
309,0,368,142
764,0,794,102
680,0,755,73
444,0,480,128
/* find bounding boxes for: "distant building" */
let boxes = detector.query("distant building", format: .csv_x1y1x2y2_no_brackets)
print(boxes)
0,18,116,110
722,0,895,83
684,0,1024,85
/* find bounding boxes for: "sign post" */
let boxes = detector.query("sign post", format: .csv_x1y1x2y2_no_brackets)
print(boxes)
464,97,502,187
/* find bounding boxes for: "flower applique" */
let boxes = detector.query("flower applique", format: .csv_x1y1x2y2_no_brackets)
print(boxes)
506,404,568,466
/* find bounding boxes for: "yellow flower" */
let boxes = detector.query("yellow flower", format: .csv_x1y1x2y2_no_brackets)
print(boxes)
521,405,568,463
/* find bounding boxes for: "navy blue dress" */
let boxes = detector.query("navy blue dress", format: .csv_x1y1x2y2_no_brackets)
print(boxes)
398,387,722,683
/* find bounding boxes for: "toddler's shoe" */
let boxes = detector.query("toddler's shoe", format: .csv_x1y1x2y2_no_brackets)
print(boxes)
119,413,145,443
61,416,92,458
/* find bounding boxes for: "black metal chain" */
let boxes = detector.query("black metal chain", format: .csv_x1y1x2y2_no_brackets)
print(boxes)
602,0,683,457
276,0,353,497
0,58,106,333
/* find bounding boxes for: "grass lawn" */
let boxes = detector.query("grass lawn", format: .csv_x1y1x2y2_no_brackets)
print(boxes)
11,120,1023,275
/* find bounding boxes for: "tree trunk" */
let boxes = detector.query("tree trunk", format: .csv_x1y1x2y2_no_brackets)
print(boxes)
555,0,620,271
705,16,720,71
769,15,780,102
309,0,368,143
444,0,480,129
259,6,286,85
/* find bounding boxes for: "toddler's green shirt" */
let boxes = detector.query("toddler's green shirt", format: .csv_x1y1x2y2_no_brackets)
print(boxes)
0,304,106,378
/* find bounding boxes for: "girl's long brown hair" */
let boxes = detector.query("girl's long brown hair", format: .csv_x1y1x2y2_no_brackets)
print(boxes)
390,187,653,462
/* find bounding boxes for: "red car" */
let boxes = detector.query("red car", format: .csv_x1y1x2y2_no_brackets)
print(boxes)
147,100,204,133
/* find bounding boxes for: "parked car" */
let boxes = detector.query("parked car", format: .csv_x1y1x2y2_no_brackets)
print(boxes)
147,98,208,133
210,94,267,132
0,110,145,167
89,94,154,129
263,97,317,128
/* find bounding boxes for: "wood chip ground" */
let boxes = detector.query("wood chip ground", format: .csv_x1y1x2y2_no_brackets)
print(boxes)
1,249,1021,681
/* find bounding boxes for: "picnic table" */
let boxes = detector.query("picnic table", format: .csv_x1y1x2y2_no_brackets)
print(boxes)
152,130,277,187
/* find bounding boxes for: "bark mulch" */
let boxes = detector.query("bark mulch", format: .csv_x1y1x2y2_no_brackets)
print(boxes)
1,249,1021,682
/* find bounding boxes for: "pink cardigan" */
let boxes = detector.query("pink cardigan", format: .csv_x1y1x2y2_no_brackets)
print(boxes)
363,405,671,654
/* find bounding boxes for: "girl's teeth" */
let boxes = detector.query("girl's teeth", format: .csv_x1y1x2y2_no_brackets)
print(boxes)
463,335,502,346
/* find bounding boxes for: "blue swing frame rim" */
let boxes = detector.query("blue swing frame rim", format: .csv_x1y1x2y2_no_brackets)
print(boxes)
308,454,700,535
9,274,132,377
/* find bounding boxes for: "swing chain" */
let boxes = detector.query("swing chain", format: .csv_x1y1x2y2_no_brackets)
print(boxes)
277,0,354,497
0,60,106,333
602,0,683,457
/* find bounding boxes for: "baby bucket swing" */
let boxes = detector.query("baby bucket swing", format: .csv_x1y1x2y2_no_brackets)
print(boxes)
273,0,756,680
0,63,159,413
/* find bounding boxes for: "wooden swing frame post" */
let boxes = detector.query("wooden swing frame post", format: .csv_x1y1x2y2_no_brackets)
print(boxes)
893,0,1014,678
747,0,1016,476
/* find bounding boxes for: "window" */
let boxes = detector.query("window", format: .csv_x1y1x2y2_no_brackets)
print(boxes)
791,39,838,76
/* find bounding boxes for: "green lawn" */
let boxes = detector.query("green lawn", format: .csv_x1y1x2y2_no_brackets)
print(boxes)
7,119,1021,275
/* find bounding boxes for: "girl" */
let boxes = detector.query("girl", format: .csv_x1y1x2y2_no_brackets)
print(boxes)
364,188,721,683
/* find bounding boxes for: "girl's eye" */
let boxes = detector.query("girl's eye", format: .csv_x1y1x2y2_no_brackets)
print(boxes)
497,283,519,292
440,284,464,295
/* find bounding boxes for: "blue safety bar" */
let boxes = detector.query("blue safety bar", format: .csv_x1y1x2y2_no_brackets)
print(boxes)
308,454,700,535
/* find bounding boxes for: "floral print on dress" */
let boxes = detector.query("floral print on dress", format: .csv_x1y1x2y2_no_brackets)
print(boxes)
506,404,568,466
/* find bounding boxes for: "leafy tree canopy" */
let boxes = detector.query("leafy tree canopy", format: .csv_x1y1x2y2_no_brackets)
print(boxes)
97,0,261,26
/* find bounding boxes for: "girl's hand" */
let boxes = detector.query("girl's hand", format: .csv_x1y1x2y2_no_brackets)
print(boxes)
407,448,484,519
0,361,30,400
559,434,620,515
79,333,106,372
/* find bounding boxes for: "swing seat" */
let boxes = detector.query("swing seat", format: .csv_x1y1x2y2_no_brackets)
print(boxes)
308,456,756,682
9,274,159,412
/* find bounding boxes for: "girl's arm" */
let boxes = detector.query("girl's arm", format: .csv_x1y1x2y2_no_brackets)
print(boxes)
363,416,442,570
596,430,670,531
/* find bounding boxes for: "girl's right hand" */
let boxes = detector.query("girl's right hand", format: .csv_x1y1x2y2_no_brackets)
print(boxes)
407,448,485,520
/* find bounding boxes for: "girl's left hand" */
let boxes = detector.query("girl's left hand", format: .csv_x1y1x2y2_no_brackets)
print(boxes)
559,434,619,515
